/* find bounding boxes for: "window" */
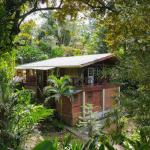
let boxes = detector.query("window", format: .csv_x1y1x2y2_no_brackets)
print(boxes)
87,68,101,84
88,68,94,84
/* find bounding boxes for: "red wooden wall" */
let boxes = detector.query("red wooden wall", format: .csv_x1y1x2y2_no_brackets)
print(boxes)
56,84,119,126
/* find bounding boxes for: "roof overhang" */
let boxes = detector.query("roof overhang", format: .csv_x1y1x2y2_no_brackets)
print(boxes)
80,54,115,67
16,66,55,70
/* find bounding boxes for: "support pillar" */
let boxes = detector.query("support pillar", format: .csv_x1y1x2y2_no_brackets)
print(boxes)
118,86,121,97
102,88,105,116
82,91,86,118
118,86,121,105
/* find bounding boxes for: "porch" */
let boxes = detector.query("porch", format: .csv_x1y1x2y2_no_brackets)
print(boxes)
16,67,109,91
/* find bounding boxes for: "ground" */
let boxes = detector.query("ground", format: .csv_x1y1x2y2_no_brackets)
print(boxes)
23,117,128,150
24,120,81,150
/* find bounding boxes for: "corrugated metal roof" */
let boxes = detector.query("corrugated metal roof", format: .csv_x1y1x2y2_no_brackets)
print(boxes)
16,53,113,70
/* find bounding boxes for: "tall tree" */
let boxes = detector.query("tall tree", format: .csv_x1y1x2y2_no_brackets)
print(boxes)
1,0,149,146
0,0,115,52
15,19,36,45
100,0,150,145
84,25,108,54
0,0,64,52
38,11,71,46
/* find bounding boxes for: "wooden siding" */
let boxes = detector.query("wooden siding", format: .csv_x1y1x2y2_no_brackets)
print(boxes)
60,68,81,77
56,84,120,126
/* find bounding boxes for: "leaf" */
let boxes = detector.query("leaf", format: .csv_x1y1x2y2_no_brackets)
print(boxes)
99,144,105,150
105,142,115,150
33,140,58,150
82,139,93,150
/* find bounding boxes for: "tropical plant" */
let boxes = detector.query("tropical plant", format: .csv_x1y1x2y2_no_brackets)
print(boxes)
52,119,65,131
0,53,15,101
0,88,53,150
33,138,59,150
33,134,115,150
33,136,83,150
44,75,73,121
0,53,53,149
1,0,149,149
122,129,150,150
77,104,102,138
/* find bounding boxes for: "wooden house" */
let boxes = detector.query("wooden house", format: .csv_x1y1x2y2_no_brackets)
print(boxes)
16,53,120,126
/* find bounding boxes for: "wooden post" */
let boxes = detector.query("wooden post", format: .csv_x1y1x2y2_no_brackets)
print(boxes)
26,70,30,82
102,88,105,116
82,91,86,118
81,68,84,86
118,86,120,97
118,86,121,105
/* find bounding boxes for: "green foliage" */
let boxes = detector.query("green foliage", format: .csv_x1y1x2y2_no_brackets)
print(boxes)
0,53,15,109
123,129,150,150
39,11,73,46
44,75,73,101
1,0,149,149
44,75,73,120
0,88,53,150
15,20,36,45
61,46,82,56
52,119,65,131
0,52,15,83
71,141,83,150
33,134,117,150
50,46,64,57
33,135,83,150
85,25,108,54
0,0,64,51
36,11,86,56
12,90,52,142
33,139,59,150
37,41,52,56
17,45,49,64
84,134,116,150
0,53,53,149
93,0,150,147
77,104,102,138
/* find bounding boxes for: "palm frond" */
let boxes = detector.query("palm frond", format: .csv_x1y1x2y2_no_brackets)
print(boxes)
44,75,74,102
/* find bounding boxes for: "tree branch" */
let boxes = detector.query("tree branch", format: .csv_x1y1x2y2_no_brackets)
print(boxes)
19,0,64,26
82,0,117,13
58,0,64,8
20,1,63,19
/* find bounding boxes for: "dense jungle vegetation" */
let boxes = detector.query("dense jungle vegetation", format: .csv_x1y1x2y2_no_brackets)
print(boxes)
0,0,149,149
